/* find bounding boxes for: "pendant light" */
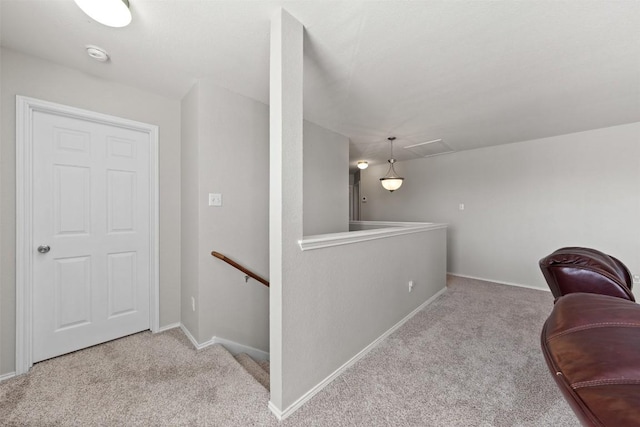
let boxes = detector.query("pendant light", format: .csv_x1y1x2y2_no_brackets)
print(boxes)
379,137,404,192
74,0,132,28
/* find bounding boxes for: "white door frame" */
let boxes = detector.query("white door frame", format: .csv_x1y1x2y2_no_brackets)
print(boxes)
15,96,160,375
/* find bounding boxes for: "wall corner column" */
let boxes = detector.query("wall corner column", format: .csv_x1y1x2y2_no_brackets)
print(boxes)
268,7,304,416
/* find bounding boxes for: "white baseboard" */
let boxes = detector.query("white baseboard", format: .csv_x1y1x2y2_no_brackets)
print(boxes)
270,285,448,421
0,371,16,382
155,322,180,333
179,324,204,349
447,273,550,292
268,401,284,420
179,324,269,360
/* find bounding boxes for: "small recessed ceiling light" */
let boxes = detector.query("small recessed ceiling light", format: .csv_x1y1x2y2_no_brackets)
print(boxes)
74,0,132,28
86,45,110,62
357,161,369,170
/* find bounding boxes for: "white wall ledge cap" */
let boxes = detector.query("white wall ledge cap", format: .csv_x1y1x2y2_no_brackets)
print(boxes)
298,221,447,251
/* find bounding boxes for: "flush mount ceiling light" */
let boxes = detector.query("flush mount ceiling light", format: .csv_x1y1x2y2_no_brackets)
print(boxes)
74,0,132,28
379,137,404,192
357,161,369,170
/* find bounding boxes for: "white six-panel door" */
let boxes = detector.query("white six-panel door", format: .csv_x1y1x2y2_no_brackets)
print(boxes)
28,107,152,363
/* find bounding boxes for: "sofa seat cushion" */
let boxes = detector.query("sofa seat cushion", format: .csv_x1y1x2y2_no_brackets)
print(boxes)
541,293,640,426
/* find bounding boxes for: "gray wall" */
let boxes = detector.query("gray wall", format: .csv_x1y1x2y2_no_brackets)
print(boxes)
0,48,182,375
269,10,447,414
197,79,270,350
361,122,640,289
180,83,200,339
303,121,349,236
0,43,3,374
281,229,447,410
180,79,270,350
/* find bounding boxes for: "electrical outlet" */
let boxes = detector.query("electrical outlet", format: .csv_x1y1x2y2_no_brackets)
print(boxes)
208,193,222,207
191,297,196,312
634,274,640,284
408,280,414,292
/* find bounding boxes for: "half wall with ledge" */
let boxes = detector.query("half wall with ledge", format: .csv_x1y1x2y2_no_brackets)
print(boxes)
277,220,447,418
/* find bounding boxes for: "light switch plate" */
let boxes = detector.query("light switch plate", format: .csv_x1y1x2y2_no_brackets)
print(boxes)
209,193,222,207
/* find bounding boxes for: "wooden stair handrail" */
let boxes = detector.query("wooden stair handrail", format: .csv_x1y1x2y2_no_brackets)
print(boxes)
211,251,269,287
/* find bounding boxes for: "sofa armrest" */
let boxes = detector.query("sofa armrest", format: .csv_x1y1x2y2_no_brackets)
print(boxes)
539,247,634,301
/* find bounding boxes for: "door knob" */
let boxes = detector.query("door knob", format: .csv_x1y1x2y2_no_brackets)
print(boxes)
37,245,51,254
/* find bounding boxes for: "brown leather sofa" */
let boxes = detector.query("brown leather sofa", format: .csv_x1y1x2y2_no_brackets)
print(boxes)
541,293,640,426
539,247,639,426
539,246,634,301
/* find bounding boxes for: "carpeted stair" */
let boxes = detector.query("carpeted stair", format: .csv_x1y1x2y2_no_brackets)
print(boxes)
234,353,270,391
0,329,277,425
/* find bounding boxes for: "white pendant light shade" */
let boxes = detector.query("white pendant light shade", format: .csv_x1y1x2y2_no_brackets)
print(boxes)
380,176,404,192
379,137,404,192
357,161,369,170
74,0,132,28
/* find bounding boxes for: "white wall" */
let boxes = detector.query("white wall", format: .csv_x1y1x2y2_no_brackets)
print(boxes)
0,48,182,375
361,122,640,289
303,121,349,236
180,79,270,350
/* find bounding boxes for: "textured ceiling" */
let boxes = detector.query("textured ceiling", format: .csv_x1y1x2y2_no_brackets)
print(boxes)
2,1,639,170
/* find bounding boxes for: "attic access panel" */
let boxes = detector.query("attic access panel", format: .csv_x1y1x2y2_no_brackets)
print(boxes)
403,139,454,158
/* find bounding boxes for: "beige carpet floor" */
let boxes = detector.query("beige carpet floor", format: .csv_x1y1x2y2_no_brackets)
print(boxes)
0,275,578,426
283,276,579,426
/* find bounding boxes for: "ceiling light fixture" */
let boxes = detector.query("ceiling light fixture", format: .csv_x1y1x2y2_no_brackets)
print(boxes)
74,0,132,28
379,137,404,192
357,161,369,170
